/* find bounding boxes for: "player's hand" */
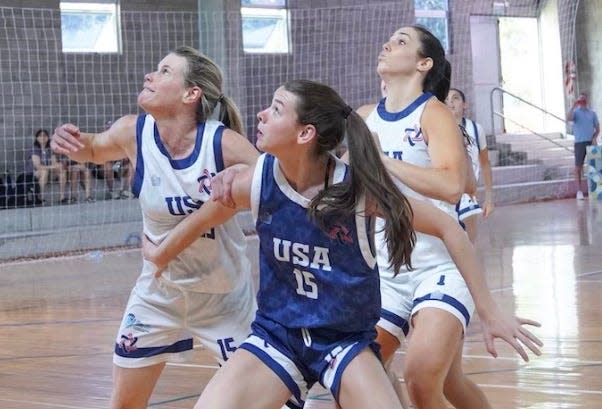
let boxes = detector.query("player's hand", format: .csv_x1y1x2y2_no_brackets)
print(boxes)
51,123,84,155
482,198,495,217
142,234,165,278
211,164,246,208
478,305,543,362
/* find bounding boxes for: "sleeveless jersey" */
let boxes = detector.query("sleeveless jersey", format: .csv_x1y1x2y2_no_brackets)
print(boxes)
462,117,486,182
250,153,379,332
131,114,249,293
364,93,457,277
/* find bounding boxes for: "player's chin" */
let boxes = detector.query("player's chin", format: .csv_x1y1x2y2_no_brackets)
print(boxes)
255,135,266,151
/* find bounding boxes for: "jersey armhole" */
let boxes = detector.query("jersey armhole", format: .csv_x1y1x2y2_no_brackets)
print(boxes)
250,154,267,225
356,194,376,269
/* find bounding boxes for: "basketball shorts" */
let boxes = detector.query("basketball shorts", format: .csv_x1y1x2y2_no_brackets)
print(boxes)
378,265,475,342
113,270,257,368
456,193,483,224
239,313,380,408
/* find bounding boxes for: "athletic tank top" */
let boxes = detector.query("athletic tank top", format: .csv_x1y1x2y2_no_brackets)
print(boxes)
462,117,486,181
250,153,379,332
132,114,250,293
365,94,456,278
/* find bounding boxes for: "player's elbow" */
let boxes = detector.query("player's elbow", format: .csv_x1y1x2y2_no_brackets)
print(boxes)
448,189,464,204
441,185,463,204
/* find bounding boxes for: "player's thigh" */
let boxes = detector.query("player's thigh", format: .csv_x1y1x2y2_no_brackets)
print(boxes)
110,362,165,409
462,214,480,243
377,275,412,362
405,307,463,378
194,348,291,409
337,348,402,409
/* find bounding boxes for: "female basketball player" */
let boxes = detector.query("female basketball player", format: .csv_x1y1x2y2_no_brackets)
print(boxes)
142,79,541,409
358,26,542,409
50,46,259,409
446,87,494,242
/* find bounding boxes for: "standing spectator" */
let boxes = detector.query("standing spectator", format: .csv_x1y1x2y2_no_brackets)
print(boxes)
446,87,495,242
22,128,67,205
567,92,600,199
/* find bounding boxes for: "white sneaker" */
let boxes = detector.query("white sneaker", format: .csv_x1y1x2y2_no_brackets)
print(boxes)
576,191,584,200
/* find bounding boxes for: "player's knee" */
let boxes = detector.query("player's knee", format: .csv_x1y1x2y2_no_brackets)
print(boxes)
404,357,445,400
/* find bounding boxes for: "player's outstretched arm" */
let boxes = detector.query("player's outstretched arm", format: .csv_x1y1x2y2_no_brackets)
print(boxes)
51,115,137,165
408,197,543,361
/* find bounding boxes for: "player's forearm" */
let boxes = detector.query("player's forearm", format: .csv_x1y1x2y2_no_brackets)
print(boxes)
154,201,238,267
482,166,494,198
384,156,464,203
440,227,497,316
63,133,98,164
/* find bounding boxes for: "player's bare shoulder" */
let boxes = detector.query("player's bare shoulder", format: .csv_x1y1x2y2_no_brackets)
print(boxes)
106,114,139,159
356,103,377,120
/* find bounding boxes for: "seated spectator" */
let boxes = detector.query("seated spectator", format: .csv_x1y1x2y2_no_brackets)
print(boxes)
22,129,67,205
61,156,94,203
104,158,132,199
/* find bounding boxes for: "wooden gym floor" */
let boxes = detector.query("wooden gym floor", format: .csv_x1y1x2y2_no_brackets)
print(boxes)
1,198,601,408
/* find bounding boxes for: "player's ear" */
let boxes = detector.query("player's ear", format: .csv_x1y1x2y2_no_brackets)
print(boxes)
297,124,317,145
184,86,202,104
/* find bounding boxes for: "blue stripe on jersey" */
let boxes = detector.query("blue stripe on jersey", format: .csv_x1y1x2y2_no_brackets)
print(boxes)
377,92,433,122
380,308,410,336
153,122,206,170
131,114,146,197
472,120,480,150
255,154,380,332
213,125,225,173
413,293,471,326
463,117,480,150
113,337,193,358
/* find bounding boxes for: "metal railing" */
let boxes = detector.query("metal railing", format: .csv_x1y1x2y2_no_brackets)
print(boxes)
489,87,573,152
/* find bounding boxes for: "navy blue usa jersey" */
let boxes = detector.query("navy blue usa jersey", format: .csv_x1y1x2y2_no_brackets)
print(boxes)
250,153,380,333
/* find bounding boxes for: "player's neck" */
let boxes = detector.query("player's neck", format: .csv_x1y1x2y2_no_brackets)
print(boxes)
155,117,198,159
277,154,330,197
383,82,424,112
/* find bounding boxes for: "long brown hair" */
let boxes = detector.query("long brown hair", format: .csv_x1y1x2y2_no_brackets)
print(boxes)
284,79,415,273
411,25,451,103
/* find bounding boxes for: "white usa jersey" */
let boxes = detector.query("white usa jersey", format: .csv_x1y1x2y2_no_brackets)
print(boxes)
462,117,487,182
364,93,456,278
131,114,250,293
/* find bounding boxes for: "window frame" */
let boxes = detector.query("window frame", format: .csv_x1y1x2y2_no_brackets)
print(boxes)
240,0,290,55
414,0,450,53
59,1,122,54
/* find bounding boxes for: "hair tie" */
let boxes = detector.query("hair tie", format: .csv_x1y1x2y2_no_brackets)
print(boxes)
217,94,225,103
342,105,353,119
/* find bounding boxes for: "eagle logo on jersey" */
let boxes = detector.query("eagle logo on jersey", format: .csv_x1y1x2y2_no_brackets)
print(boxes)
403,125,423,147
326,223,353,245
197,168,216,195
